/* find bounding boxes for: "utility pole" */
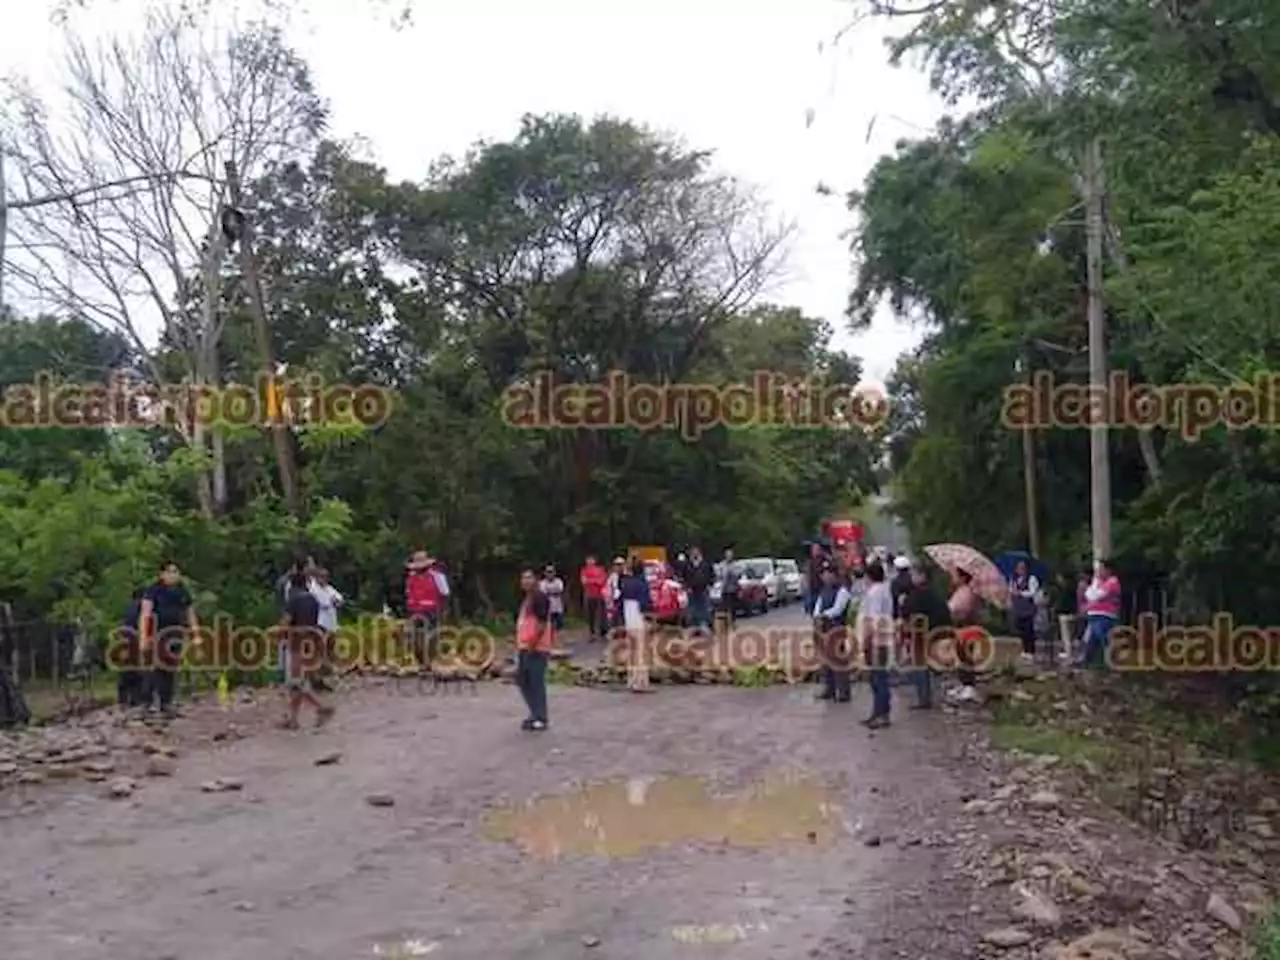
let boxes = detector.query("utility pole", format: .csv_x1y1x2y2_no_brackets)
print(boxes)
1084,137,1111,564
223,159,302,518
1017,350,1041,558
0,149,8,314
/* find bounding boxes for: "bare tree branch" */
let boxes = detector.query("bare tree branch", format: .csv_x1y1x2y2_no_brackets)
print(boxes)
1,3,325,514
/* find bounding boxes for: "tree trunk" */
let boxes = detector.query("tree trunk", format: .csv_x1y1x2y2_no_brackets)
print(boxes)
191,412,215,519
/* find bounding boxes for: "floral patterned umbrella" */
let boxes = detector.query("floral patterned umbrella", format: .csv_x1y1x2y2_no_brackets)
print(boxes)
921,543,1010,609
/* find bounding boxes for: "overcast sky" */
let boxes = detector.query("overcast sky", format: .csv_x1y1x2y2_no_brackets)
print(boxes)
1,0,946,384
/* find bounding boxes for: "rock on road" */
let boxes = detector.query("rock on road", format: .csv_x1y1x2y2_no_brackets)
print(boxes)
0,603,987,960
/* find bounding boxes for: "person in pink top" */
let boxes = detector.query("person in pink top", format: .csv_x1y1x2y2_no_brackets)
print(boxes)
1080,558,1121,668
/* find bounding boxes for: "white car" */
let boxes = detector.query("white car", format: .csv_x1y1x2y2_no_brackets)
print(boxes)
775,559,801,603
742,557,780,606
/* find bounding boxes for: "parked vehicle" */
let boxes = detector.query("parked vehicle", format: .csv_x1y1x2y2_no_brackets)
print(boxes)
710,561,768,616
742,557,780,607
738,559,775,614
775,558,801,602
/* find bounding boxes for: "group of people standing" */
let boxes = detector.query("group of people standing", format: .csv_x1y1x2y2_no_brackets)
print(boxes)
1008,557,1123,669
805,551,986,726
109,540,1123,739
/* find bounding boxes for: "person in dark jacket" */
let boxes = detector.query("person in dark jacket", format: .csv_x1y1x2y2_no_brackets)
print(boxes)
139,560,199,717
899,562,951,709
890,555,914,617
116,587,147,708
683,545,715,629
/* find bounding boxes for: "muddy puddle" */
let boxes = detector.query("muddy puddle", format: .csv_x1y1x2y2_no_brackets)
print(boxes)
482,772,844,859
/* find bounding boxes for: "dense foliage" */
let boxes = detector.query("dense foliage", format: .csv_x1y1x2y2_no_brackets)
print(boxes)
852,0,1280,622
0,105,874,630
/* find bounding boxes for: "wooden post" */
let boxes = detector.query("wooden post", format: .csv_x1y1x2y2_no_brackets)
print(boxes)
222,160,302,517
1018,350,1041,558
1084,137,1112,564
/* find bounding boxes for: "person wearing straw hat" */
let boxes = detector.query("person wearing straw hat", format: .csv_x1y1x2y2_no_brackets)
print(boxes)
405,549,448,665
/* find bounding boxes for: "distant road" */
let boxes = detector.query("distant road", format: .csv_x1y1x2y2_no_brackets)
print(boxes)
864,494,911,555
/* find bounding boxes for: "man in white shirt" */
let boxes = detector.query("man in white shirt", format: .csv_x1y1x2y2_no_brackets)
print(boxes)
540,565,566,631
858,560,896,727
308,568,343,690
812,564,854,702
310,568,343,634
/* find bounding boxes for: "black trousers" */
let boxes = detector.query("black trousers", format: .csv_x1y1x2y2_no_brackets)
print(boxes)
1015,614,1036,656
149,668,176,708
516,650,548,722
117,670,146,706
718,594,737,629
585,598,606,640
410,613,440,663
116,635,146,706
817,621,852,700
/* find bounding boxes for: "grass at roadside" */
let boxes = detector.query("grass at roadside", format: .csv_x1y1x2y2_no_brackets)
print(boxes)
1253,907,1280,960
989,713,1117,767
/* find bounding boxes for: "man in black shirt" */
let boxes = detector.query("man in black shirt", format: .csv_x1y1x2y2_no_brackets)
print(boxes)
140,561,200,717
683,546,715,630
899,562,951,710
280,570,335,729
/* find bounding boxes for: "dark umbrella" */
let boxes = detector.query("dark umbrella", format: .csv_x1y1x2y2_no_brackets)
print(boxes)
995,550,1048,583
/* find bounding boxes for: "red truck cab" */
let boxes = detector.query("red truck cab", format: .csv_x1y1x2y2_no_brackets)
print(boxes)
821,517,866,575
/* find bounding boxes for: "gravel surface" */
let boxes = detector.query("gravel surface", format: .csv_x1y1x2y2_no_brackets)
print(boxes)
0,606,1003,960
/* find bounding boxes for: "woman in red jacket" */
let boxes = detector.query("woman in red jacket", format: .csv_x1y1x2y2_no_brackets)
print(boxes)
405,550,449,665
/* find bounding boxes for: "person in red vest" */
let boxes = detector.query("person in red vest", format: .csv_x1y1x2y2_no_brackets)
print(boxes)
579,555,608,642
405,550,449,665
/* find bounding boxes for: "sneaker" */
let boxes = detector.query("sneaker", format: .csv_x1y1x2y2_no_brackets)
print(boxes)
520,718,535,731
947,685,978,702
530,720,547,731
862,714,891,729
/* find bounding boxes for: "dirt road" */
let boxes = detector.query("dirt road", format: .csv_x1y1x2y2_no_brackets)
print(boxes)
0,605,991,960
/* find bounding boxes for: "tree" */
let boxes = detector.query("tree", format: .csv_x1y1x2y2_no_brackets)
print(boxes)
847,0,1280,621
1,5,324,516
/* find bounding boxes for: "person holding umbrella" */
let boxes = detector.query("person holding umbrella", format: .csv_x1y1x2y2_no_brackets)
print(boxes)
947,568,981,703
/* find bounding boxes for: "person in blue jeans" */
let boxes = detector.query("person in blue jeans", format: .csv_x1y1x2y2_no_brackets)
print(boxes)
1079,559,1121,668
859,560,895,728
898,562,951,710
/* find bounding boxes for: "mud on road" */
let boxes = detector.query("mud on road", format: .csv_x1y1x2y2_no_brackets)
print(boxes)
0,624,991,960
